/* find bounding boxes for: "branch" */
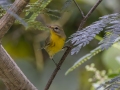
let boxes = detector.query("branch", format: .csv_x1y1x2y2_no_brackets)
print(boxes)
73,0,85,18
78,0,103,30
0,0,38,89
0,45,37,90
44,0,103,90
0,0,28,39
44,47,71,90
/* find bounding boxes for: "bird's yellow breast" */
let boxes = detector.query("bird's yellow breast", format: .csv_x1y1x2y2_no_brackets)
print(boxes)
45,30,66,58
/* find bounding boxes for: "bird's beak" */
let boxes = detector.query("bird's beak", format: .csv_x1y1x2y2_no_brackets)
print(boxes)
47,25,54,29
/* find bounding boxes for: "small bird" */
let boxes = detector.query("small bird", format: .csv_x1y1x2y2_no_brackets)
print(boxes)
44,25,66,65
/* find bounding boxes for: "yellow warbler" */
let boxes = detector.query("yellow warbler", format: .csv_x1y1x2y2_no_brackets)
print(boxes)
44,25,66,60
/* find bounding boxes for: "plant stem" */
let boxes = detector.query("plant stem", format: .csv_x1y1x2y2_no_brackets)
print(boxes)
44,0,103,90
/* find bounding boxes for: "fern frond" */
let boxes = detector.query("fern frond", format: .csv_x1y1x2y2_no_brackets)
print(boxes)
100,16,120,50
26,0,52,21
65,46,102,75
0,6,5,18
66,13,120,75
96,33,120,90
26,20,48,30
96,76,120,90
45,8,61,13
100,34,119,50
23,0,53,29
0,0,11,18
43,12,60,19
65,36,120,75
44,8,61,19
0,1,28,27
69,13,120,55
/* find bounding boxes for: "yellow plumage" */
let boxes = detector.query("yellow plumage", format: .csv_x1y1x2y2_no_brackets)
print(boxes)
44,25,66,59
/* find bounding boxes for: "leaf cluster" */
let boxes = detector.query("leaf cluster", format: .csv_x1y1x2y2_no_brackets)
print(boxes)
66,13,120,75
0,0,74,31
0,0,63,31
85,64,120,90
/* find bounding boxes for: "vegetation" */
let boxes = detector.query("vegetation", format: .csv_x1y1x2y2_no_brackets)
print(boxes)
0,0,120,90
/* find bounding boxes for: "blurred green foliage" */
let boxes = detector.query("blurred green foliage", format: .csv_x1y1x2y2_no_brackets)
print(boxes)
0,0,120,90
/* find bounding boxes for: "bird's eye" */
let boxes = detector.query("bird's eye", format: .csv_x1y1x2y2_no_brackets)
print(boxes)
54,27,59,32
54,27,58,30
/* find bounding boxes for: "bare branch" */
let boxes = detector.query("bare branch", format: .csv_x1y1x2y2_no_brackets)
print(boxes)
0,45,37,90
44,0,103,90
0,0,38,89
0,0,29,39
78,0,103,30
73,0,85,18
44,47,71,90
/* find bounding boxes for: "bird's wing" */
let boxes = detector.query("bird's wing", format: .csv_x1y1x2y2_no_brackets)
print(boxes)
44,35,50,47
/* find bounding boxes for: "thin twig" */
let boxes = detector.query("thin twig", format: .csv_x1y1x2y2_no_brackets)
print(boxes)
78,0,103,30
73,0,84,18
44,0,103,90
44,47,71,90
